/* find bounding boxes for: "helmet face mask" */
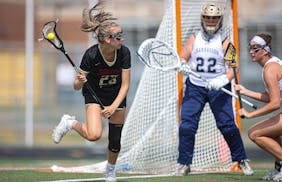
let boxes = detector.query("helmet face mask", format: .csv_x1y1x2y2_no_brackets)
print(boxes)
201,2,223,37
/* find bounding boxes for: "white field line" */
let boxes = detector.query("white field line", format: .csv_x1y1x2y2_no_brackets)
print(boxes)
40,174,175,182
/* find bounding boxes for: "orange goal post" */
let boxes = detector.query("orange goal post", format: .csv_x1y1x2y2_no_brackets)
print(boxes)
49,0,243,175
117,0,243,174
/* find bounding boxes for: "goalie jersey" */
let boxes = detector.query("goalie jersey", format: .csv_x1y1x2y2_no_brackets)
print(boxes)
189,31,227,87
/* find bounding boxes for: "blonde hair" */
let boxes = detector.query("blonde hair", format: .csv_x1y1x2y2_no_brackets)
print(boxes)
81,1,118,42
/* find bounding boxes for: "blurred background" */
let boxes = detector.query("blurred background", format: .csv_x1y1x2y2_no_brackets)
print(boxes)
0,0,281,158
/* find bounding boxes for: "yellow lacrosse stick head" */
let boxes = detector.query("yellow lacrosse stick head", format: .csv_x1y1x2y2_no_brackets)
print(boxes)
224,43,237,68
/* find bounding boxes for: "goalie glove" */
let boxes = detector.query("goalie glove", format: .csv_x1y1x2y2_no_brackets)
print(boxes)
206,75,229,91
178,60,190,75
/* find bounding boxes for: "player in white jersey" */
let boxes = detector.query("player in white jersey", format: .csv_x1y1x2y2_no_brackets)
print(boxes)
234,33,282,180
176,2,253,176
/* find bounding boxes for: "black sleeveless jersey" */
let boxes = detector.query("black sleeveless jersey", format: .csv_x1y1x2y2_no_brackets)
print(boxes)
79,44,131,105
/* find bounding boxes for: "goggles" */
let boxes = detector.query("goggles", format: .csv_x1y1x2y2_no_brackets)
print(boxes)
250,35,271,53
109,32,124,41
248,44,264,53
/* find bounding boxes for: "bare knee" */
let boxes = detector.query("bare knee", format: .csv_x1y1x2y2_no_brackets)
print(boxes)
248,128,264,144
248,129,257,142
87,132,102,141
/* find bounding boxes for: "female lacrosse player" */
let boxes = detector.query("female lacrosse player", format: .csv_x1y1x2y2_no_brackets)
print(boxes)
176,2,253,176
52,2,131,182
234,33,282,180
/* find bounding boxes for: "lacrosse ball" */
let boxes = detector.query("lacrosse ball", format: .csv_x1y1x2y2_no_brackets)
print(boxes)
47,32,55,40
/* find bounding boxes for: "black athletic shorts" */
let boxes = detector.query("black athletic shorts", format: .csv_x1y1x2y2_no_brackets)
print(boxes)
84,94,126,109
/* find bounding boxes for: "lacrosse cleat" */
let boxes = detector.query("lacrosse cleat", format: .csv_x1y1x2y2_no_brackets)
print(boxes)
52,114,74,144
263,169,279,180
273,170,282,181
238,159,253,176
104,163,116,182
272,161,282,181
175,163,190,176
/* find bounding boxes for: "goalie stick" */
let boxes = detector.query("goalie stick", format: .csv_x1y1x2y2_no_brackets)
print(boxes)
137,38,257,110
39,19,105,110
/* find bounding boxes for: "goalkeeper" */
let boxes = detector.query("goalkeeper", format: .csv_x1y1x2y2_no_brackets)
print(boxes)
176,2,253,176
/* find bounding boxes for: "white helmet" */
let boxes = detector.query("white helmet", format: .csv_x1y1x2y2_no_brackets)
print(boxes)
201,2,223,37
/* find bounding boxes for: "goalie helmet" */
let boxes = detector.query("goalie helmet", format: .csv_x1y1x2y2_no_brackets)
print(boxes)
201,2,223,38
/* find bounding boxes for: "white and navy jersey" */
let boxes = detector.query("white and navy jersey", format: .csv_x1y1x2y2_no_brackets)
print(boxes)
262,56,282,111
80,44,131,106
189,31,227,87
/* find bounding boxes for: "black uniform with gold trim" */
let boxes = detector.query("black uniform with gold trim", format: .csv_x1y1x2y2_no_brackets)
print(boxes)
80,44,131,107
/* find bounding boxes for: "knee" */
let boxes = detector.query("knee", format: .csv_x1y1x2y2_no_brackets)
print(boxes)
179,122,197,137
87,132,102,141
248,129,257,142
108,123,123,153
218,125,239,136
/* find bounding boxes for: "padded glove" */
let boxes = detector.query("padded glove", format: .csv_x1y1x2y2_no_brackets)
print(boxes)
178,61,190,75
206,75,229,91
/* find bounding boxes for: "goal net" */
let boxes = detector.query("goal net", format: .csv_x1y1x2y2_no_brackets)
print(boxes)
117,0,240,174
50,0,242,175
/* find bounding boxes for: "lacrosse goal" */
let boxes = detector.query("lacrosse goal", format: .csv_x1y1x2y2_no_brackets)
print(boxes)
117,0,242,174
50,0,243,175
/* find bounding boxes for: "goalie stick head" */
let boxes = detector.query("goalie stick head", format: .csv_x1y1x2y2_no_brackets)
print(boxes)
137,38,181,71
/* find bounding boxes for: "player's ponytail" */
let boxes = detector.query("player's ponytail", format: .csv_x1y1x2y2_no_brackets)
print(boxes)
80,1,118,42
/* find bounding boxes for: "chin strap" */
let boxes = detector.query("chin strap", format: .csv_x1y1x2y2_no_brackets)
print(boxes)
201,29,215,42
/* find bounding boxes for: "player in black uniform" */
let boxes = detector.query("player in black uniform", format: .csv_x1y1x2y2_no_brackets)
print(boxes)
52,2,131,182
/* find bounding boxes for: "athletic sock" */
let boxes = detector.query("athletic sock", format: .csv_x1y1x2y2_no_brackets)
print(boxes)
275,161,282,172
67,116,75,130
107,162,115,169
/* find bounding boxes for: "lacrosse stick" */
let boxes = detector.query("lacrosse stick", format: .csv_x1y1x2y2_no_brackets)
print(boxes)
39,19,105,109
137,38,257,110
224,43,246,115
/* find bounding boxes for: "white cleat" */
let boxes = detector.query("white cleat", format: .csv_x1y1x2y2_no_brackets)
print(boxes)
175,163,190,176
273,171,282,181
52,114,74,144
104,164,116,182
263,169,279,180
238,159,254,176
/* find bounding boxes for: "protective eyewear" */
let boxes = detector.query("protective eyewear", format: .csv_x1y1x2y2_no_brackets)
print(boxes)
109,32,124,41
248,44,263,53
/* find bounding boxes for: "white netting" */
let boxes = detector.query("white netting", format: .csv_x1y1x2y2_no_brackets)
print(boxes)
117,0,237,174
50,0,239,175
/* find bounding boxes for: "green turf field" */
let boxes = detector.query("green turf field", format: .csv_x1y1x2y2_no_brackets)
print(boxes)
0,158,273,182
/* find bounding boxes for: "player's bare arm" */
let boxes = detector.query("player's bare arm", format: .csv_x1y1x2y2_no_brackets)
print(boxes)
179,34,195,62
264,62,281,108
74,71,88,90
234,84,267,101
241,63,281,118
